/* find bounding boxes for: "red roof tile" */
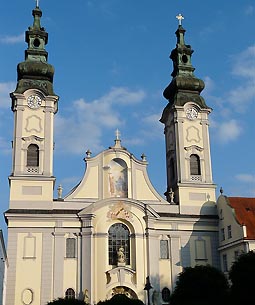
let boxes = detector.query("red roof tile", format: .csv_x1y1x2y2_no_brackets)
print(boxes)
228,197,255,239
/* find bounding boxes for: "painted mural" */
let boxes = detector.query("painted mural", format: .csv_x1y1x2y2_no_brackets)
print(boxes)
108,158,128,197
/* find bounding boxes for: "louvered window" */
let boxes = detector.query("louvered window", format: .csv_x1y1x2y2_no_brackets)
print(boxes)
27,144,39,167
66,238,76,258
160,240,169,259
190,154,201,175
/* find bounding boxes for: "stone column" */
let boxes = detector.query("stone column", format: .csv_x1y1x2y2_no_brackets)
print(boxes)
169,236,181,290
80,215,94,304
52,231,65,299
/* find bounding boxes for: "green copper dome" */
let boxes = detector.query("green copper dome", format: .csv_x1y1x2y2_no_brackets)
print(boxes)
163,24,209,109
14,6,55,96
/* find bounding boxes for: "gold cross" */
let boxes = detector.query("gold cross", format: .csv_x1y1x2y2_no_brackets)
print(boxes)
176,13,184,26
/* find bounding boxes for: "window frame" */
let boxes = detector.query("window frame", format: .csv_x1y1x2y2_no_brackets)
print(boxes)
160,240,169,259
221,228,225,241
65,288,75,299
108,223,130,265
222,254,228,272
190,154,201,176
66,238,76,259
227,225,232,239
162,287,171,303
27,144,39,167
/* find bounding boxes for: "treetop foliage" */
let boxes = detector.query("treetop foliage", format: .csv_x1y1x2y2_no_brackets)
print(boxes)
170,265,229,305
47,298,87,305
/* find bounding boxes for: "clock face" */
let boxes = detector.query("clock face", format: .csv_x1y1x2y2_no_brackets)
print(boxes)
186,107,198,120
27,95,42,109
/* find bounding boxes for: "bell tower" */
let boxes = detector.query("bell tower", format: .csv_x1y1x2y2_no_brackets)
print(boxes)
160,15,216,214
9,4,59,209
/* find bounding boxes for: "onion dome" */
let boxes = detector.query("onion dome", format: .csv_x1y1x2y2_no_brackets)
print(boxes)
14,5,55,96
163,15,208,109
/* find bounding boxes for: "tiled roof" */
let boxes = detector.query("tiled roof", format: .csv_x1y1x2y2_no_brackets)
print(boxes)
228,197,255,239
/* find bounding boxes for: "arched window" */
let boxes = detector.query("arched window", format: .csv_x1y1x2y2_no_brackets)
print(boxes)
162,287,171,303
27,144,39,167
65,288,75,299
108,223,130,265
190,154,201,175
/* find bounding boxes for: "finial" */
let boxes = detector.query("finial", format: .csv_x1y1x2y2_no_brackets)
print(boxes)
176,13,184,26
86,149,92,158
57,184,63,199
35,0,40,7
220,187,224,195
115,129,121,141
141,153,147,162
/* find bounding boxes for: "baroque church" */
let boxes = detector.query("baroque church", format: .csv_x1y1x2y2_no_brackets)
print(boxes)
3,4,255,305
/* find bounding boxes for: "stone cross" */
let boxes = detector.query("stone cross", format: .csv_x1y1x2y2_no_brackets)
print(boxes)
176,13,184,26
115,129,121,140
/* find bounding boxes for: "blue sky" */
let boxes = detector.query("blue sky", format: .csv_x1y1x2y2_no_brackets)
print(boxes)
0,1,254,235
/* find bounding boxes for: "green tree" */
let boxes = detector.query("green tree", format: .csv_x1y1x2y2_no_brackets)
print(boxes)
229,251,255,305
97,294,144,305
47,298,87,305
47,295,144,305
170,265,229,305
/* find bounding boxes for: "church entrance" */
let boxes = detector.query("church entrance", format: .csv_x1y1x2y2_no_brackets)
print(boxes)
109,286,138,299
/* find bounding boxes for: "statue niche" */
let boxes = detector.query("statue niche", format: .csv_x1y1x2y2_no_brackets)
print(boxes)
108,158,128,198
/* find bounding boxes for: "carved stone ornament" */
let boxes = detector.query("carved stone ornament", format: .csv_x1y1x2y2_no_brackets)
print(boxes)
186,126,201,143
107,201,133,222
22,135,44,142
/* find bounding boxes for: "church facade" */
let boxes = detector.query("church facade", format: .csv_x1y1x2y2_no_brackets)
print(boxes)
4,5,253,305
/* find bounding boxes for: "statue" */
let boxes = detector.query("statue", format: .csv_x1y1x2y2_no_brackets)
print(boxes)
57,184,63,199
117,247,126,264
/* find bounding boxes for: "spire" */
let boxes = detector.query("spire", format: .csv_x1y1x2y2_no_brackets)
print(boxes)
13,4,55,96
110,129,126,150
113,129,122,148
162,15,208,109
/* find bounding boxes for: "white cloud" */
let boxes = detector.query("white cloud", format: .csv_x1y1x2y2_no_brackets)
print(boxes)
55,87,146,155
203,76,215,96
124,137,145,146
216,119,242,143
244,5,254,15
232,45,255,79
227,45,255,111
98,87,146,105
235,174,255,183
0,82,16,108
141,113,163,140
0,33,24,44
228,83,255,111
209,45,255,115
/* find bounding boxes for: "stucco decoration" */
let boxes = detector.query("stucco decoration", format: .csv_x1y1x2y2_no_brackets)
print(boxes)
25,115,42,133
22,289,33,305
106,267,136,288
111,286,137,299
186,126,200,143
22,135,44,144
107,201,133,222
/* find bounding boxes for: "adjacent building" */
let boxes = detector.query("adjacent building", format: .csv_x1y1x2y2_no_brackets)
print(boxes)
217,195,255,273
